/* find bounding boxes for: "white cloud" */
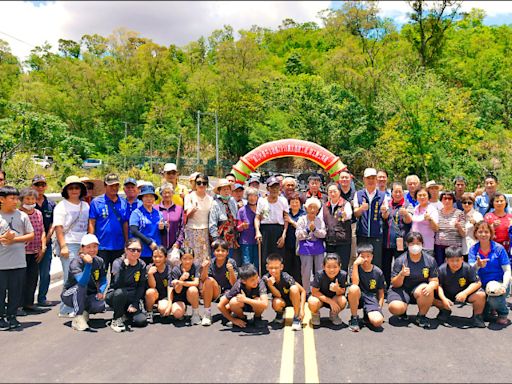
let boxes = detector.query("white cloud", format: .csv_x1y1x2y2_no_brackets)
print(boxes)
0,1,330,61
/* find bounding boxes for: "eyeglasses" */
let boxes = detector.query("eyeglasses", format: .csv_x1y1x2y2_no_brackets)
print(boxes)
442,196,453,200
165,171,177,175
462,201,473,205
127,248,142,253
33,183,46,187
196,181,207,186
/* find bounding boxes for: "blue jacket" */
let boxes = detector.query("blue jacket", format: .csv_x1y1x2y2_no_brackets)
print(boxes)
355,189,386,238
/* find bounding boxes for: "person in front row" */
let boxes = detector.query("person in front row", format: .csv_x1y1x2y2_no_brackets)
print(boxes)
200,239,238,326
144,246,172,324
61,234,107,331
170,247,200,325
263,253,305,331
347,244,385,332
308,254,347,327
106,238,148,332
434,246,486,328
218,263,268,328
387,231,439,329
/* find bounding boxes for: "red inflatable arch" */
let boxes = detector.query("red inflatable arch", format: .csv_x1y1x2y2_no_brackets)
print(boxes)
231,139,347,184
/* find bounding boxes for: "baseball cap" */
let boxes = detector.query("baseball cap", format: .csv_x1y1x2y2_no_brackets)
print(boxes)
363,168,377,178
266,176,280,187
104,173,120,185
232,183,244,191
32,175,47,185
248,177,260,185
123,177,137,186
163,163,177,172
81,234,99,246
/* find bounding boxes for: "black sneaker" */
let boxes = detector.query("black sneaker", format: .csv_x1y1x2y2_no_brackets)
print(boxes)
349,316,360,332
16,308,27,317
0,317,9,331
273,311,284,325
414,313,431,329
436,309,452,324
397,313,409,321
8,316,21,330
472,314,486,328
252,316,266,328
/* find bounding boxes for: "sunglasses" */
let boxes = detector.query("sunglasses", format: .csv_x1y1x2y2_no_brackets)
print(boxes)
462,201,473,205
442,196,453,200
34,183,46,187
127,247,142,253
196,181,207,186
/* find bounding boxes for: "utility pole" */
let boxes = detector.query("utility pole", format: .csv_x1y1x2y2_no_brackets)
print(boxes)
176,133,182,168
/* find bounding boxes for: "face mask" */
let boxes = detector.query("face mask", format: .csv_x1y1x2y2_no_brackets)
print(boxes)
219,194,230,201
23,204,36,210
408,244,422,254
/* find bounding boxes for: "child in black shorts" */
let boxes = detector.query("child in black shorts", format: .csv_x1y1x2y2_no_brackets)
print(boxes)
347,244,385,332
200,239,238,326
263,253,306,331
388,231,439,329
218,263,268,328
434,246,486,328
145,246,172,323
307,254,347,327
170,247,200,324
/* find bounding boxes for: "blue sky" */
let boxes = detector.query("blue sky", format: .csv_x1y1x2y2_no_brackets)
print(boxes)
0,1,510,61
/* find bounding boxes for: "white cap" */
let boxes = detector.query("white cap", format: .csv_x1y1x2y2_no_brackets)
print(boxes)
363,168,377,178
163,163,177,172
136,180,146,188
81,234,99,246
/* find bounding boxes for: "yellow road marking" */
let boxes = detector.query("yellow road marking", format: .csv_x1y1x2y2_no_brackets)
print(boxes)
303,307,319,383
279,307,295,383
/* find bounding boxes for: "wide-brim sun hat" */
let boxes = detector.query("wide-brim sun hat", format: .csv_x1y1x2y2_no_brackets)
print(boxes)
61,175,87,198
138,184,159,200
79,176,105,197
214,178,231,194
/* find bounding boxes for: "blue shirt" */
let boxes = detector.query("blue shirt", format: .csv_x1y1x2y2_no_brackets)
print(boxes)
468,241,510,286
474,192,512,216
89,194,128,250
129,205,164,257
405,191,418,208
124,198,142,237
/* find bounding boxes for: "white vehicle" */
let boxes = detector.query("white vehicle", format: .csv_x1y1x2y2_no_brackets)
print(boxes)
31,155,51,169
81,158,103,169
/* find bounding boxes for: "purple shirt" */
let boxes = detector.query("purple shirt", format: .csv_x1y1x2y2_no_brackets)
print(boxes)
237,205,257,245
155,203,185,249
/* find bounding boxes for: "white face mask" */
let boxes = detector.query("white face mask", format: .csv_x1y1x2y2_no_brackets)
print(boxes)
23,204,36,210
408,244,423,254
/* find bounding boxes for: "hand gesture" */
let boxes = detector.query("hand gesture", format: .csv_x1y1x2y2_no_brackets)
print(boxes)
202,258,211,269
476,256,489,269
474,184,484,197
380,204,388,214
123,257,130,266
226,261,234,272
455,220,463,231
148,265,158,275
400,264,410,277
399,207,408,217
266,275,276,286
309,221,315,232
158,219,165,230
360,202,369,212
127,304,137,313
424,212,431,222
150,242,157,251
354,255,365,266
454,292,467,303
493,219,501,228
81,253,93,264
181,271,190,281
242,221,250,230
329,279,340,293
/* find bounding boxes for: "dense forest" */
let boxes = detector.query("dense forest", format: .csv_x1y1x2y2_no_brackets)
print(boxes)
0,0,511,190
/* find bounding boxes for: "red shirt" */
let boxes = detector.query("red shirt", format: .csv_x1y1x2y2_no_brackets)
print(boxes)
484,212,512,250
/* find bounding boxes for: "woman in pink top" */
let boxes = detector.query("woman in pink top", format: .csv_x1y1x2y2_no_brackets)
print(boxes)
484,193,512,252
411,188,439,256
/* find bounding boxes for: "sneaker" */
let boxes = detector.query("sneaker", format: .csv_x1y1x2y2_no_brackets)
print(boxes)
16,308,27,317
496,316,511,326
414,313,431,329
58,311,76,319
436,309,452,324
191,310,201,325
291,316,301,331
349,316,360,332
273,311,284,324
201,312,212,326
472,314,486,328
397,313,409,321
82,311,89,323
0,317,9,331
329,310,343,326
8,316,21,330
110,318,126,333
71,315,89,331
37,300,53,308
311,312,321,326
146,311,154,324
252,315,266,328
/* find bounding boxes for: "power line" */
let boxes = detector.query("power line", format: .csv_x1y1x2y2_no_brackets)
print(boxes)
0,30,37,48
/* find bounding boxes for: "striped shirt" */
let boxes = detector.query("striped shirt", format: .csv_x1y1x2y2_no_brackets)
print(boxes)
25,209,44,254
435,208,465,247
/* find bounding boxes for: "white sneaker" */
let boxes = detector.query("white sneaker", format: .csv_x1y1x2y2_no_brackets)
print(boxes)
329,310,343,325
191,310,201,325
82,311,89,323
201,312,212,326
311,312,321,326
110,318,126,333
58,311,76,319
71,315,89,331
291,317,302,331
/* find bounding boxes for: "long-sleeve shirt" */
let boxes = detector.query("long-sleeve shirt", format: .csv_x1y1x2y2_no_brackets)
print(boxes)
111,257,147,307
155,203,185,249
296,214,326,255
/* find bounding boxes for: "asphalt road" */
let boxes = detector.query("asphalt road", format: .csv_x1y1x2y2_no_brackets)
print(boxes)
1,283,511,383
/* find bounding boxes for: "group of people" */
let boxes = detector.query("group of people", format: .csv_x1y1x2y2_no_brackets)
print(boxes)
0,164,510,332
